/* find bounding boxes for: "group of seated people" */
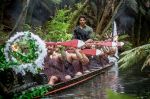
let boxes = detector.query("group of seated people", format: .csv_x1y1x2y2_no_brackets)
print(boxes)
42,40,117,85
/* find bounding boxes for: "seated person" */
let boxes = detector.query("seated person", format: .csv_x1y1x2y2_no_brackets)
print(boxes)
65,48,90,76
98,45,117,66
83,44,105,69
83,43,116,69
43,45,72,85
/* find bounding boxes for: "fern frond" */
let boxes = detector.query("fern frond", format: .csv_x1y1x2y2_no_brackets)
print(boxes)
142,54,150,70
119,44,150,70
118,34,129,41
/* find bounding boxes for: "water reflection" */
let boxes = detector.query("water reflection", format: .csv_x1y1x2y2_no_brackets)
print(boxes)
44,73,109,99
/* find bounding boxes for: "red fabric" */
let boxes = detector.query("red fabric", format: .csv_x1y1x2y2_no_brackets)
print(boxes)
81,49,96,56
46,40,79,48
60,39,78,48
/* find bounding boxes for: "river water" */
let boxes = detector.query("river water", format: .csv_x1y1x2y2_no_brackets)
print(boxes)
43,59,150,99
44,73,110,99
43,57,121,99
43,72,150,99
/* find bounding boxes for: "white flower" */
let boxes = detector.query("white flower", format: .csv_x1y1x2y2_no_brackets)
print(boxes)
4,31,47,75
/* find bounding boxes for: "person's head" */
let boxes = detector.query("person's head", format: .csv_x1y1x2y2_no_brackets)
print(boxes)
54,45,60,52
78,15,86,27
47,45,55,55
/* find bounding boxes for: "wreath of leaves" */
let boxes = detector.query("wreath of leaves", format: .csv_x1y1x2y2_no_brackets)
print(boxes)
10,36,38,64
4,31,47,74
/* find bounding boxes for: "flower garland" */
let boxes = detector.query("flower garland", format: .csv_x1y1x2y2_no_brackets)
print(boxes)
4,31,47,75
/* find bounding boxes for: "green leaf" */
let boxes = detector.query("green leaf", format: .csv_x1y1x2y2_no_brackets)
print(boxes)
107,89,136,99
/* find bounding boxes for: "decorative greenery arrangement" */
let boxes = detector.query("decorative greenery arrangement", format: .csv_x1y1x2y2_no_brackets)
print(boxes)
119,44,150,70
4,31,47,74
0,45,18,70
13,84,52,99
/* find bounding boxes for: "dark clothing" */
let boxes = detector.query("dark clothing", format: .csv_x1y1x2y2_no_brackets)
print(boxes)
62,60,75,77
88,56,109,69
72,60,83,74
88,56,102,69
43,55,74,82
72,59,89,73
43,56,65,81
72,60,83,73
73,25,93,41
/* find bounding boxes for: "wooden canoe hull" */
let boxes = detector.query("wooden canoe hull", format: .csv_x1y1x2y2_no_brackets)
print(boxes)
35,63,113,98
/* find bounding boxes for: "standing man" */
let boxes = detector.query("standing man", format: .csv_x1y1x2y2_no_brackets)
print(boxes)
73,15,94,42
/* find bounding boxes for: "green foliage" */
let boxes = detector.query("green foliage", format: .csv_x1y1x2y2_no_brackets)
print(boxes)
30,9,73,42
122,41,133,51
10,38,38,64
13,84,52,99
0,32,40,70
0,31,9,45
0,45,18,70
44,9,72,41
23,9,73,42
118,34,133,51
51,0,62,4
107,90,136,99
23,24,32,31
119,44,150,70
0,45,6,64
118,35,129,41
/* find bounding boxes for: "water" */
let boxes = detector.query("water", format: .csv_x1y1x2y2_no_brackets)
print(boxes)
42,70,150,99
44,73,109,99
119,64,150,99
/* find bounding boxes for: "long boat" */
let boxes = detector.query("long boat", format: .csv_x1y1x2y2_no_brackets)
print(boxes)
44,63,113,96
0,63,114,99
5,63,113,98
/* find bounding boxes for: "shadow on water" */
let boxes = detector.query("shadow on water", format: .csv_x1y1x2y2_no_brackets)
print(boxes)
119,63,150,99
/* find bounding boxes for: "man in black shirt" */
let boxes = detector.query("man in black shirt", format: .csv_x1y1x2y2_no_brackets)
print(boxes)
73,15,94,42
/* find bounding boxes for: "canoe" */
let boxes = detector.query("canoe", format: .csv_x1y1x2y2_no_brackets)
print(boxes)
6,63,113,98
35,63,113,98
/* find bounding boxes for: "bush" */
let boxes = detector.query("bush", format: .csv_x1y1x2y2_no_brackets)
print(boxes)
43,9,73,41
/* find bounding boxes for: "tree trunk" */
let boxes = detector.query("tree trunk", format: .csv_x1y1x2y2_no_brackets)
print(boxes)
66,0,89,34
9,0,30,37
26,0,35,24
102,0,122,34
95,0,114,35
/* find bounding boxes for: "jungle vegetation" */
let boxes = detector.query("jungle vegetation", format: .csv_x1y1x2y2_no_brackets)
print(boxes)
0,0,150,70
0,0,150,98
